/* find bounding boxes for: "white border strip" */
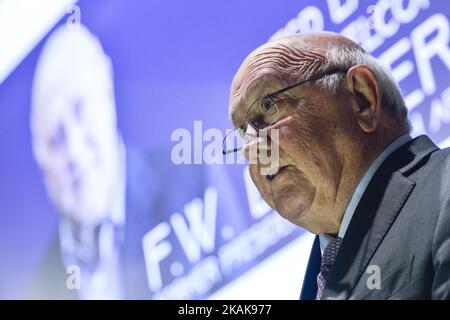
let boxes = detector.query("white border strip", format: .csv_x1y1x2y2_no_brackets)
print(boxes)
0,0,78,84
208,232,315,300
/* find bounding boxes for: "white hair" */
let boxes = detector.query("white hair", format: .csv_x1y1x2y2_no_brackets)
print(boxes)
317,45,410,132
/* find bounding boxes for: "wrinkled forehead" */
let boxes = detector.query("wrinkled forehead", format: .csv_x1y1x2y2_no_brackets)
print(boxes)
230,69,286,129
230,42,327,128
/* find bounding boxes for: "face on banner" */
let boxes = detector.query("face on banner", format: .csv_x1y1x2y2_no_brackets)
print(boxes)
31,27,119,226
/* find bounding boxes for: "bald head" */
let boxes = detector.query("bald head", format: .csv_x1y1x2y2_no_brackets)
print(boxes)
228,32,409,234
230,33,360,113
229,33,373,130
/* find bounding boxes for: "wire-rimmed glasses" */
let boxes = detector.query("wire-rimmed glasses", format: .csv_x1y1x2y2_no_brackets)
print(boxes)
222,68,347,155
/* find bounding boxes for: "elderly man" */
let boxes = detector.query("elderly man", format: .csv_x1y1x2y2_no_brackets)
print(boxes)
228,32,450,300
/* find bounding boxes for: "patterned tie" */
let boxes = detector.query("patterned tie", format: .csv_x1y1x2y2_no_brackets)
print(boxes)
316,237,343,300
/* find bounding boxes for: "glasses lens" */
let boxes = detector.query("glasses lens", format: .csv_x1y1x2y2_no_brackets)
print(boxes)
246,97,280,130
223,97,281,155
265,98,280,128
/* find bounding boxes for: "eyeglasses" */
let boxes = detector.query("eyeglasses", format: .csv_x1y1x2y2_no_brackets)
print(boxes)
222,68,347,155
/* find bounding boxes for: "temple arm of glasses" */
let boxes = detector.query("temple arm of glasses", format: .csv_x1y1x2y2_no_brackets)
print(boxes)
269,68,348,97
223,147,243,155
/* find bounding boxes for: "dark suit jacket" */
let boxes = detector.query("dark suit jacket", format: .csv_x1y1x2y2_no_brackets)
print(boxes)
301,135,450,300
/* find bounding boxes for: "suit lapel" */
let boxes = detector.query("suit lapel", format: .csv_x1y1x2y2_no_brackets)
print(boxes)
300,236,321,300
321,135,438,300
322,171,415,299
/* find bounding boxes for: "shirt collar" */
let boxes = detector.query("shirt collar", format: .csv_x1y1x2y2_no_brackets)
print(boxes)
319,133,412,253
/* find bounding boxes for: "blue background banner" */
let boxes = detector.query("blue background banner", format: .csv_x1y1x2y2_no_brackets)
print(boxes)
0,0,449,299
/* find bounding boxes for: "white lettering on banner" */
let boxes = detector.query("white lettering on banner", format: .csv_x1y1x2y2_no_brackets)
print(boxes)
297,6,325,34
142,187,218,292
368,0,430,36
429,86,450,133
143,208,297,299
341,15,385,52
203,128,224,165
391,0,430,23
379,37,413,83
171,128,191,164
327,0,358,24
194,118,203,164
411,13,450,95
372,0,400,37
154,256,222,300
171,187,218,263
367,4,376,30
377,36,427,112
218,211,296,277
270,6,324,41
142,222,172,292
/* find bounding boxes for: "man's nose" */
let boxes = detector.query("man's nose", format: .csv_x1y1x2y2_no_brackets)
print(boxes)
241,125,258,161
65,125,87,165
242,127,273,164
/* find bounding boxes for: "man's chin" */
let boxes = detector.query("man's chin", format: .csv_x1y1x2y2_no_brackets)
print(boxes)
273,196,310,222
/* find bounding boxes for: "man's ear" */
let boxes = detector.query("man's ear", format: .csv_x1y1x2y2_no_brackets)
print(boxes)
345,65,381,133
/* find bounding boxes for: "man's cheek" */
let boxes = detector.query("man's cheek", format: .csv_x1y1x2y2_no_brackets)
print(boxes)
278,135,303,170
249,164,263,190
278,124,314,168
277,122,306,157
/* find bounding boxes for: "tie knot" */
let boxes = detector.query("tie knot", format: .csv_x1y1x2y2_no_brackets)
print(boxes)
316,237,343,300
321,237,342,276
